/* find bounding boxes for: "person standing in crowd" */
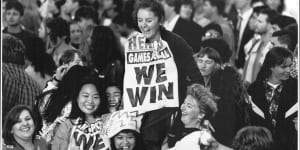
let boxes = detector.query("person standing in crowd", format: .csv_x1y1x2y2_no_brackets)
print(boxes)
3,105,48,150
25,36,56,90
265,0,284,14
126,1,204,149
3,0,37,51
19,0,41,35
69,20,82,49
194,42,250,146
201,0,235,55
201,23,223,41
248,47,297,150
46,17,74,66
161,0,203,52
178,0,194,21
51,75,110,150
60,0,89,22
242,8,278,85
38,65,88,144
234,0,255,70
2,34,41,124
89,26,123,76
168,84,217,150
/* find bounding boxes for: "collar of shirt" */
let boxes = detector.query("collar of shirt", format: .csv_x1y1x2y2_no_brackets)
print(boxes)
163,15,180,31
238,8,253,38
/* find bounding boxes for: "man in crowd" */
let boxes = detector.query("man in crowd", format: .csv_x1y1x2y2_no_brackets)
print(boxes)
243,8,278,84
3,0,37,52
2,34,41,123
161,0,203,52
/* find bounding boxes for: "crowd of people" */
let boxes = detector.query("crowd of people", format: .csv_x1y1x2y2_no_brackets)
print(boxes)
1,0,298,150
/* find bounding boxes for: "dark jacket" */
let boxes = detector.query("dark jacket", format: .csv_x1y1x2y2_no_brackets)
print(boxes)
248,77,298,150
234,15,255,69
210,66,250,146
173,18,204,53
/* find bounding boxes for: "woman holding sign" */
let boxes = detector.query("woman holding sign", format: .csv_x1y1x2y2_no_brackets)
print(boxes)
51,74,110,150
123,0,204,149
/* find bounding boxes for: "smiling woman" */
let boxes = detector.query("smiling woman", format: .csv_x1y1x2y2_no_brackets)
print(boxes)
51,74,110,150
3,105,48,150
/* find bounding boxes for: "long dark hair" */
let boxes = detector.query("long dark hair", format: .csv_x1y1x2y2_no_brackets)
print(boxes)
256,46,293,82
110,129,144,150
43,66,93,123
90,26,123,71
68,73,108,122
25,36,56,77
3,105,38,146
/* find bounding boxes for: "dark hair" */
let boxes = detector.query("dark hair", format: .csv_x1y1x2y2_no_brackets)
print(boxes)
194,47,222,65
258,8,279,23
3,105,38,146
58,49,83,66
201,38,232,63
90,26,123,70
205,0,225,15
46,17,70,43
253,5,269,14
2,34,25,65
43,66,95,123
110,129,144,150
232,126,273,150
5,0,24,16
74,6,98,24
133,0,165,23
186,84,217,121
256,46,293,82
68,73,108,122
272,24,298,52
163,0,182,14
203,23,223,36
25,36,56,77
265,0,284,13
270,15,297,30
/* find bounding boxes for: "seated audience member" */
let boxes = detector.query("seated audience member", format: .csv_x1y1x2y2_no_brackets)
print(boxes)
231,126,273,150
25,36,56,90
3,105,48,150
202,23,223,41
2,34,41,124
248,47,297,150
45,17,74,66
51,75,109,150
168,84,217,150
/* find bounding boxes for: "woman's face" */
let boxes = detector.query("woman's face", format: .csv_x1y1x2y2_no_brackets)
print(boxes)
11,110,35,142
77,84,101,116
114,131,136,150
270,57,292,82
137,8,161,42
181,95,202,128
106,86,121,112
196,55,218,77
70,23,82,44
180,4,193,20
